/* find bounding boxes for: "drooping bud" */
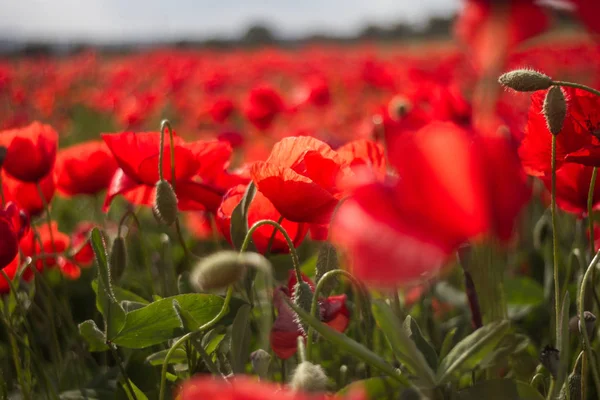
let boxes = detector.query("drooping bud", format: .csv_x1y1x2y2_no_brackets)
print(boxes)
109,236,127,283
540,345,560,379
289,361,328,393
498,69,553,92
580,311,596,338
152,180,178,226
190,251,247,292
250,349,271,379
543,86,567,135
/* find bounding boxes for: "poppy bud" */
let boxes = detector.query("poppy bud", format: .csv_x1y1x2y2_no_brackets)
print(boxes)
289,361,328,393
540,345,560,379
543,86,567,135
250,349,271,379
153,180,178,226
580,311,596,338
109,236,127,282
388,95,412,121
190,251,247,292
498,69,553,92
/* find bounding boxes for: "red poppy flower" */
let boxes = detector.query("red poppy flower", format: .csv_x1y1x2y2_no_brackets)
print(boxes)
250,137,349,224
336,139,387,182
102,131,233,212
216,184,308,254
208,97,235,124
243,85,285,130
179,376,363,400
0,121,58,182
332,122,529,287
0,258,20,294
0,202,28,270
293,77,331,108
541,163,600,216
270,272,349,360
55,140,118,196
455,0,549,71
3,171,55,217
70,222,95,266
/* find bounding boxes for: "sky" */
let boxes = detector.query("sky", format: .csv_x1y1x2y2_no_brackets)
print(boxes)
1,0,462,43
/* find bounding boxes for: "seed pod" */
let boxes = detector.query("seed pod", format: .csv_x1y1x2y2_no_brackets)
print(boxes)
152,180,178,226
250,349,271,379
190,251,246,292
498,69,553,92
543,86,567,135
540,345,560,379
109,236,127,283
290,361,328,393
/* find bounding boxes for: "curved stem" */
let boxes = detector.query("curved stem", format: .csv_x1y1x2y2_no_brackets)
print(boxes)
243,219,301,282
159,285,233,400
579,250,600,395
551,134,560,344
553,81,600,98
306,269,371,361
159,120,177,191
588,167,598,260
117,210,141,238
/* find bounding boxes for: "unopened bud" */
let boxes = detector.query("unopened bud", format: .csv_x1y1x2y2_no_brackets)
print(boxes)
290,361,328,393
190,251,247,292
540,345,560,379
543,86,567,135
250,349,271,379
388,95,412,121
153,180,178,226
109,236,127,282
498,69,553,92
580,311,596,338
292,280,314,332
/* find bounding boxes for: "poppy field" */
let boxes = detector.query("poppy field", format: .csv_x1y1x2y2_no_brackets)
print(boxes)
5,2,600,399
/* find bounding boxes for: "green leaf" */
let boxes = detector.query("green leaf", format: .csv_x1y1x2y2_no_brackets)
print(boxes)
146,349,187,366
230,304,252,373
91,280,149,305
457,379,519,400
436,320,511,383
230,182,256,251
403,316,438,371
59,389,114,399
173,299,200,331
90,228,126,339
478,333,530,370
516,381,545,400
506,277,544,318
121,301,147,312
110,294,243,349
205,333,226,355
336,377,406,399
439,328,457,360
78,320,109,352
372,300,436,388
122,379,148,400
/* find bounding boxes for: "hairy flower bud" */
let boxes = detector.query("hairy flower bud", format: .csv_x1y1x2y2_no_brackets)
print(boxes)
153,180,178,226
580,311,596,338
292,280,314,332
498,69,553,92
190,251,247,292
543,86,567,135
109,236,127,283
540,345,560,379
250,349,271,379
290,361,328,393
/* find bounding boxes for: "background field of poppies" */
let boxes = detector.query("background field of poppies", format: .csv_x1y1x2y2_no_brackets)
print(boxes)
3,1,600,399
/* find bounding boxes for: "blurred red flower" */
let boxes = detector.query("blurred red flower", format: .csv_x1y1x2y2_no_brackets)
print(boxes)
216,184,308,254
0,202,28,270
243,85,285,130
55,140,118,196
541,163,600,216
102,131,233,212
208,97,235,124
270,272,349,360
0,121,58,182
3,171,55,217
70,222,95,267
20,222,77,279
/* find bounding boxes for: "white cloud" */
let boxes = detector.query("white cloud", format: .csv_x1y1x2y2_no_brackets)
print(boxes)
0,0,461,42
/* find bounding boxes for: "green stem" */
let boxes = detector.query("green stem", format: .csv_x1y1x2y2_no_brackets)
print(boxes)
588,167,598,260
297,336,307,363
306,269,371,361
110,345,138,400
551,134,561,344
243,219,300,282
578,250,600,395
553,81,600,98
158,286,233,400
159,120,177,190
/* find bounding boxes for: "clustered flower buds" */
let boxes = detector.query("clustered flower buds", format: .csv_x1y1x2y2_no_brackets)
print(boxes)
153,179,178,226
289,361,329,393
498,69,553,92
543,86,567,135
